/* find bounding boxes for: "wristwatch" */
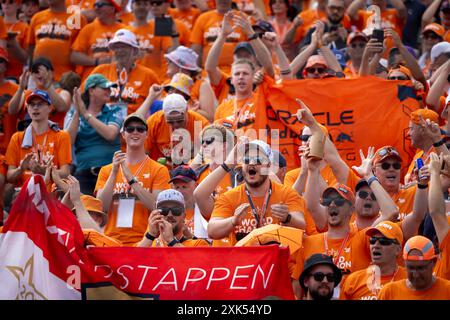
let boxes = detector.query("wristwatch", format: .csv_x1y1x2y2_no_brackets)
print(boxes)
168,238,180,247
145,232,156,241
283,213,292,224
128,176,139,186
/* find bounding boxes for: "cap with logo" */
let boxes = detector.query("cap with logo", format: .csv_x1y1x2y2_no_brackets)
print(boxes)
169,165,198,183
156,189,185,207
26,89,52,105
322,183,355,204
109,29,140,49
373,146,402,165
366,221,403,244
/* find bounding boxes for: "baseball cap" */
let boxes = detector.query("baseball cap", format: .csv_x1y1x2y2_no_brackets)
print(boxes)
305,55,328,69
422,23,445,38
252,20,274,33
163,93,187,116
84,73,117,94
347,31,368,45
322,183,355,204
403,235,436,261
246,139,273,162
164,46,201,72
169,165,198,183
387,65,413,80
156,189,185,207
355,179,369,192
26,89,52,105
78,195,106,216
299,253,342,290
366,221,403,245
410,108,439,125
107,0,122,12
31,57,53,72
123,113,148,129
373,146,402,165
233,42,256,56
0,47,9,62
430,42,450,63
109,29,139,49
164,73,193,98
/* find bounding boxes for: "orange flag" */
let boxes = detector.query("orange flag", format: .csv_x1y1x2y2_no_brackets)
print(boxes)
253,76,420,174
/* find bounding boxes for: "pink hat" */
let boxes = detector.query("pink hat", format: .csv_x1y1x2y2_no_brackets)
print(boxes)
164,46,201,72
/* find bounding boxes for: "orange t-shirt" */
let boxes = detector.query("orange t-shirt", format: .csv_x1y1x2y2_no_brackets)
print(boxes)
71,18,125,80
391,186,416,221
378,278,450,300
4,21,29,80
94,157,171,245
145,109,209,161
27,9,86,81
0,81,19,154
340,265,407,300
197,165,234,195
168,7,201,30
88,62,160,114
190,10,247,73
211,181,306,246
435,230,450,281
5,129,72,185
0,16,7,40
210,70,233,105
83,229,122,247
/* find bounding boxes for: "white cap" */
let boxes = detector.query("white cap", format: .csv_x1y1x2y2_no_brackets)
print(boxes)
379,58,388,69
156,189,185,206
247,139,273,162
164,46,201,72
109,29,139,49
163,93,187,116
430,42,450,63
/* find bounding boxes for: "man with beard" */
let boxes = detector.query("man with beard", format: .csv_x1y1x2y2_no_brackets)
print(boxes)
340,221,407,300
299,253,342,300
137,189,210,247
379,235,450,299
208,139,306,245
299,0,350,51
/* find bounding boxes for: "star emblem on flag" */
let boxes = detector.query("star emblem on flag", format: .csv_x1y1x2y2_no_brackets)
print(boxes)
6,255,47,300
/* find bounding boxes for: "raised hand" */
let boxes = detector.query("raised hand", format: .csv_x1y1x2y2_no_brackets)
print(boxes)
148,209,164,238
295,99,317,127
159,219,175,244
232,203,250,226
232,12,254,37
221,11,235,37
351,147,375,178
148,84,163,101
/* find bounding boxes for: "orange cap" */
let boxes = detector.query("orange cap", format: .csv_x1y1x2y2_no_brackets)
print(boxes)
422,23,445,38
323,183,355,204
79,195,105,215
388,65,413,80
305,55,328,69
347,31,368,46
366,221,403,244
410,108,439,125
403,235,436,261
373,146,402,165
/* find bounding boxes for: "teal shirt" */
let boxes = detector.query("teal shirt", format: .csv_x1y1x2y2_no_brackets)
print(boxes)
74,105,123,170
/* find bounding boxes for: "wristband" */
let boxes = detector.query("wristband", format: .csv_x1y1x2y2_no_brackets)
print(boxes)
283,213,292,224
433,139,445,147
221,163,231,172
367,175,379,186
417,183,428,189
128,176,139,186
145,232,156,241
85,113,93,122
168,238,179,247
248,33,258,41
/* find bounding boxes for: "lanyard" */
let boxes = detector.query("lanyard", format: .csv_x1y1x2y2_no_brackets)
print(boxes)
233,94,253,129
244,182,272,228
32,128,49,162
323,231,350,265
120,156,148,194
117,67,129,103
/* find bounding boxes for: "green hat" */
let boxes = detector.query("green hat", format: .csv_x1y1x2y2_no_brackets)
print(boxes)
84,74,117,94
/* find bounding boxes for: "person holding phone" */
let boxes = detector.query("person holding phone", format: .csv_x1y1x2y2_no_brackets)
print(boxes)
343,31,368,78
95,113,170,246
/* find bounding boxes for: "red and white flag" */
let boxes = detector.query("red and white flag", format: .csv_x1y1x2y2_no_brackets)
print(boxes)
0,175,85,300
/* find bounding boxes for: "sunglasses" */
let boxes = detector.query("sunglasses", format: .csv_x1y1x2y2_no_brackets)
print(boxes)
158,206,184,216
124,125,147,133
1,0,15,4
388,76,409,80
94,2,113,8
358,191,376,201
243,156,269,165
202,136,215,145
321,197,347,207
380,162,401,170
300,134,311,142
310,272,335,282
306,67,325,74
369,237,398,246
378,147,400,158
351,43,366,48
423,33,441,40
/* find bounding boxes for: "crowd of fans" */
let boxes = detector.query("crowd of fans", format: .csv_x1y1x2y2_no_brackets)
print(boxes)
0,0,450,300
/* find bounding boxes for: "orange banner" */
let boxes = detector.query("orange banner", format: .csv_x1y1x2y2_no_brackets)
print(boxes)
256,77,420,173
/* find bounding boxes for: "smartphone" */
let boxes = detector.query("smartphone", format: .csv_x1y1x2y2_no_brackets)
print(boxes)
416,158,424,170
371,29,384,43
155,17,173,37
